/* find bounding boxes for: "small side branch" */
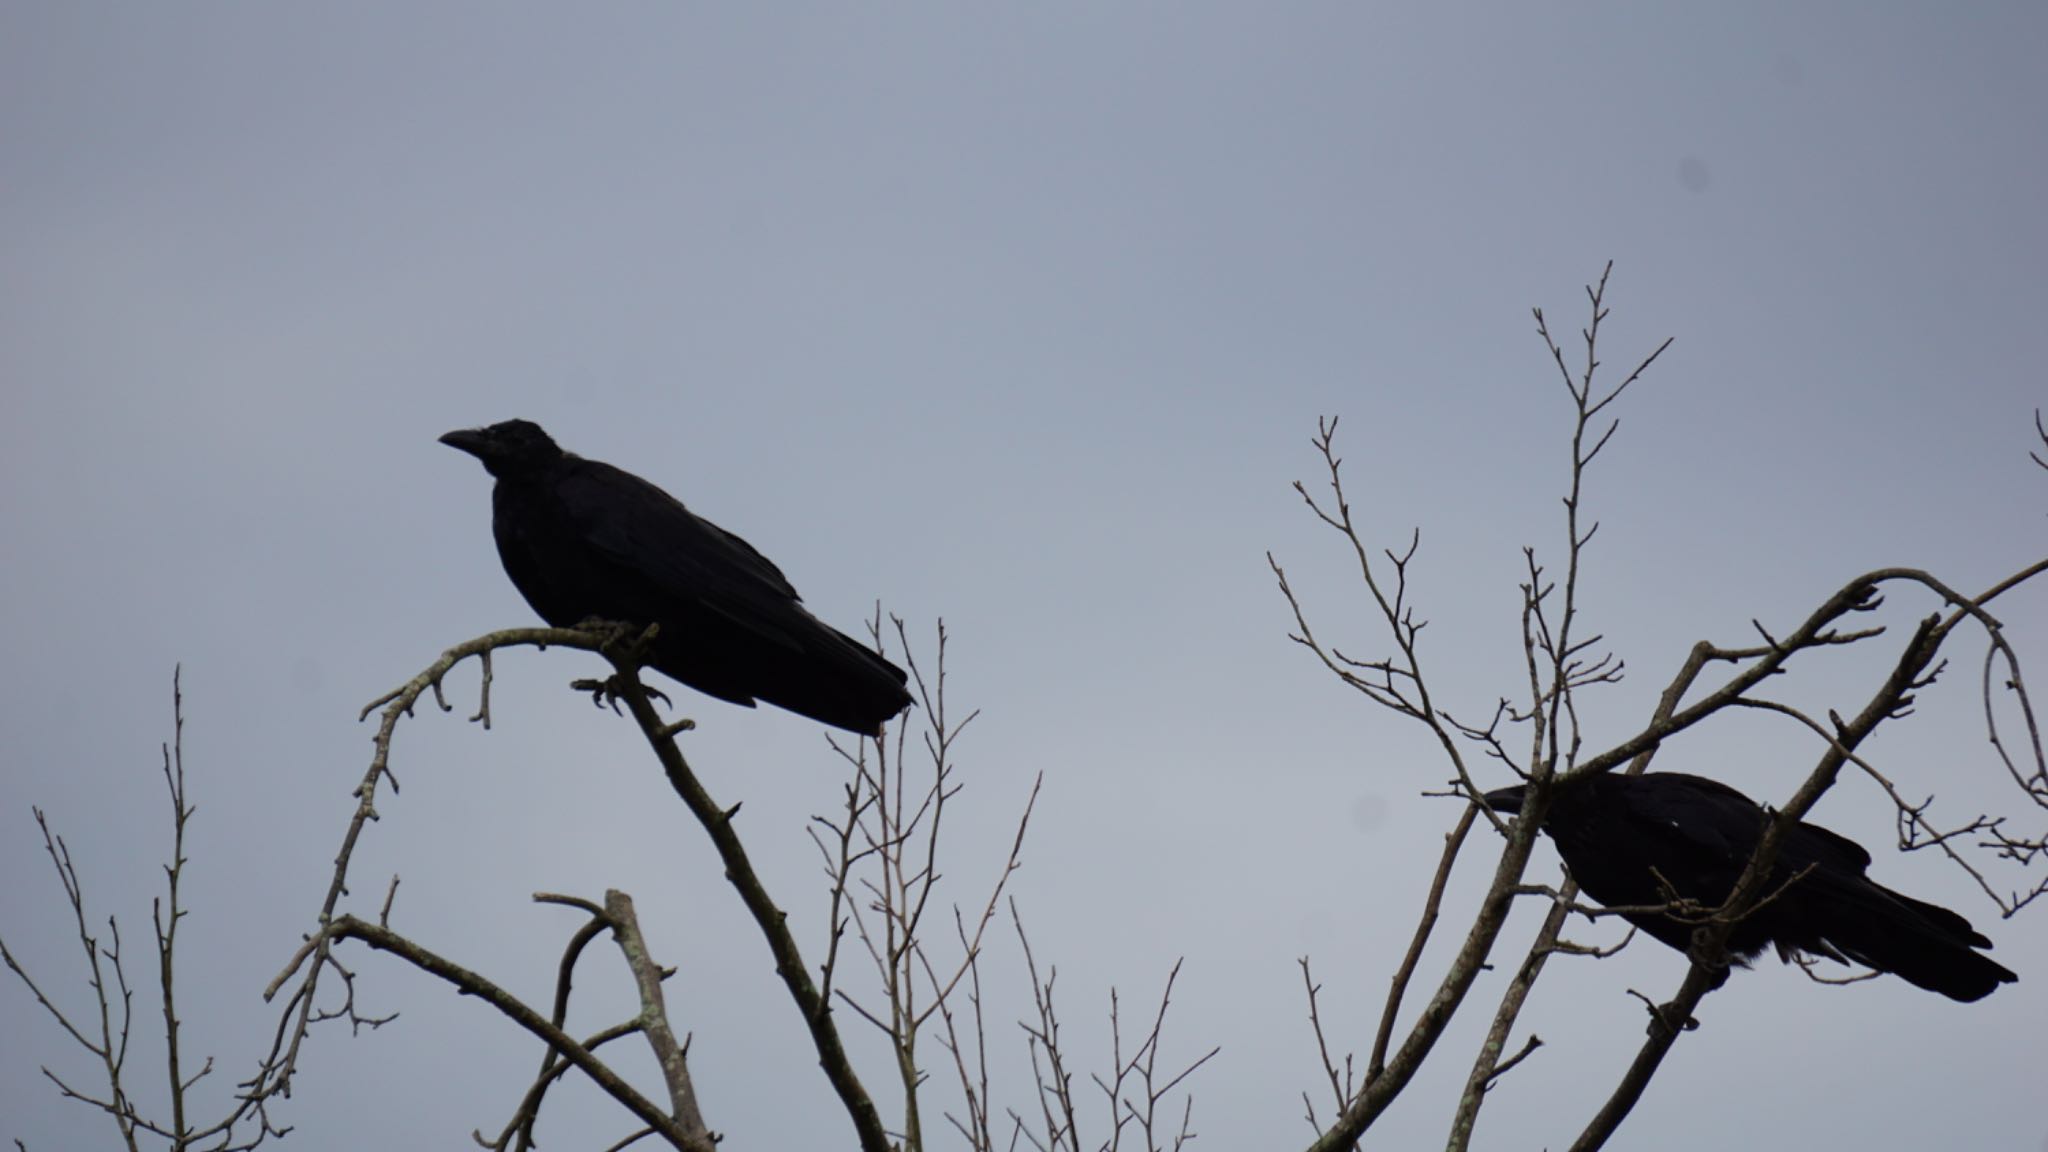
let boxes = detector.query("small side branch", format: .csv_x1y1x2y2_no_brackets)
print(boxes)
602,891,713,1145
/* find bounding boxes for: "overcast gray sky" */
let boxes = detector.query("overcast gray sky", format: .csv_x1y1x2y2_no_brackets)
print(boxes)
4,4,2045,1150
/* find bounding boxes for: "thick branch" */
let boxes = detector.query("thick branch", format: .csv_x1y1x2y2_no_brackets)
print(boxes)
603,660,891,1152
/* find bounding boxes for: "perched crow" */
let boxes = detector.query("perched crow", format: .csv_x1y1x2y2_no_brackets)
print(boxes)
441,419,913,736
1485,772,2017,1002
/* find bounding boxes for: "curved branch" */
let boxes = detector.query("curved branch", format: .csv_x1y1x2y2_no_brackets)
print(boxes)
259,628,609,1107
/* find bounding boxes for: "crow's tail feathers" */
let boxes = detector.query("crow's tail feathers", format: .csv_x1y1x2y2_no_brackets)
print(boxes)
754,626,915,738
1807,877,2017,1003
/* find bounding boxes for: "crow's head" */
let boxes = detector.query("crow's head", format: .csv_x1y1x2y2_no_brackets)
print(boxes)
439,420,564,478
1481,784,1529,815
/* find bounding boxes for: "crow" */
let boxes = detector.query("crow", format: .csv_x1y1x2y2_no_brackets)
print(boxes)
440,419,913,736
1484,772,2017,1002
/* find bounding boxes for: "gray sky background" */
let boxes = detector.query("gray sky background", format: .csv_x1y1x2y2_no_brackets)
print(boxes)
4,4,2044,1150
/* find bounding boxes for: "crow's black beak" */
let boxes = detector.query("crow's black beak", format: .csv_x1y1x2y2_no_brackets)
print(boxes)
1481,784,1528,814
439,428,489,457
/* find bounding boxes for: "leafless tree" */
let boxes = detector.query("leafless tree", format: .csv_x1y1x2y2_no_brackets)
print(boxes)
1271,264,2048,1151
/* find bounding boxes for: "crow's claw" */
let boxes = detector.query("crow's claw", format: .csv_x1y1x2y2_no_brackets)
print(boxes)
1642,997,1700,1038
570,674,657,715
1626,988,1702,1038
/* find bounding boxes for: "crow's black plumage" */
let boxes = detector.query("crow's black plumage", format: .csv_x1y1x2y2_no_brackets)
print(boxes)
441,420,913,736
1485,772,2017,1002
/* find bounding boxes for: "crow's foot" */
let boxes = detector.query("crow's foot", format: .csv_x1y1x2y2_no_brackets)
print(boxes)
1683,944,1733,991
1627,988,1702,1038
570,674,671,715
1648,999,1699,1037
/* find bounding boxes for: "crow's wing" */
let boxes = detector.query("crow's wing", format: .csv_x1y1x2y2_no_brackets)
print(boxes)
1783,820,1874,872
1618,773,1771,865
555,458,817,652
1622,773,1876,873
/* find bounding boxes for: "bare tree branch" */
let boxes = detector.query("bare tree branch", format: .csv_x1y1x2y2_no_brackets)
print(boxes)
1367,805,1476,1084
312,914,709,1151
595,636,893,1152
